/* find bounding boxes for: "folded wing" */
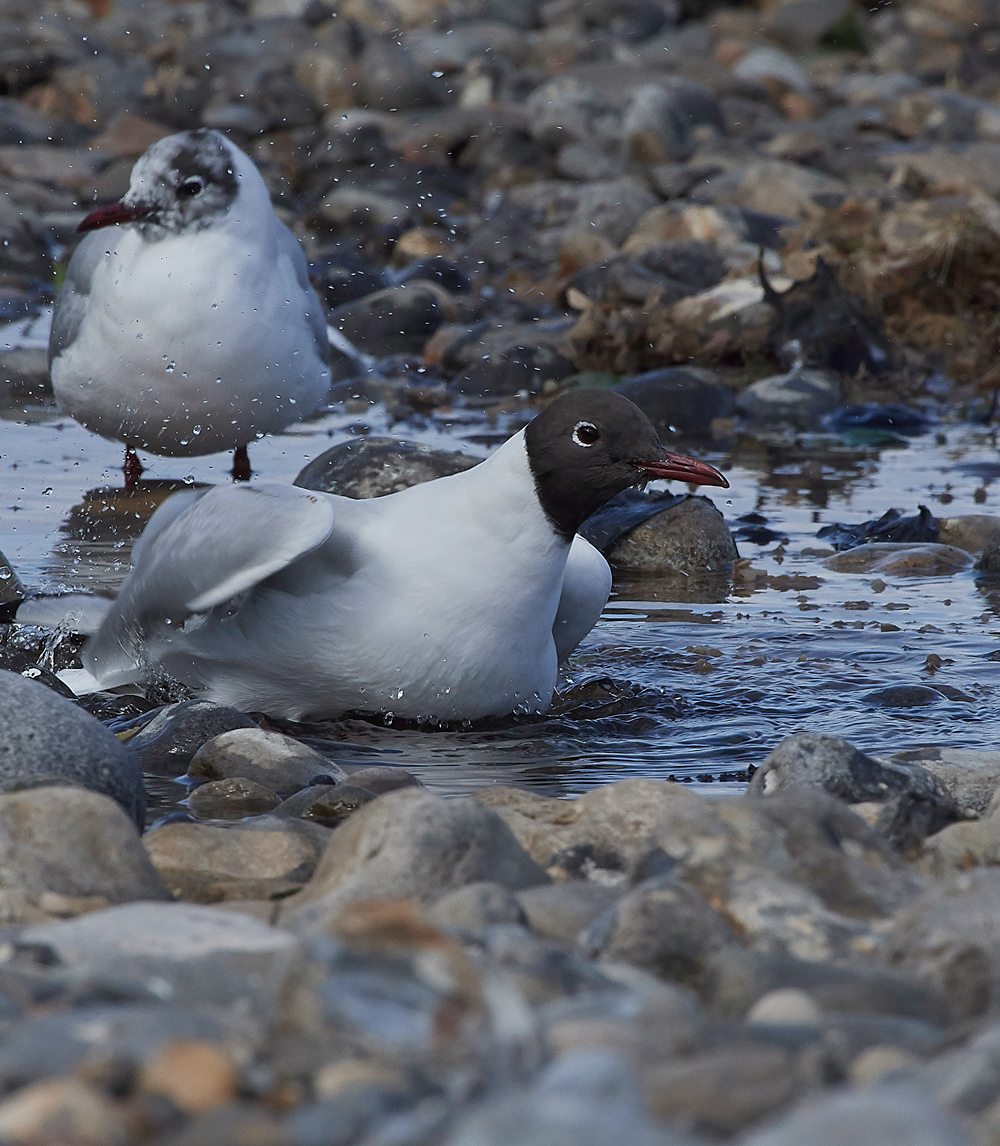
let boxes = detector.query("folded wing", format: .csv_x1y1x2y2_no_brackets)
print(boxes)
553,535,612,662
85,483,335,687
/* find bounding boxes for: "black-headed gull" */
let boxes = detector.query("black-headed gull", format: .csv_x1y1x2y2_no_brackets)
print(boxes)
49,129,331,486
78,391,729,722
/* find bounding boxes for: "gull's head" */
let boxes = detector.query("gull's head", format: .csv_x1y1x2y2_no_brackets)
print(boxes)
524,389,729,539
77,129,257,237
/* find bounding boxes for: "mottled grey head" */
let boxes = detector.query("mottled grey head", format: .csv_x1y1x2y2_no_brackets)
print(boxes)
524,390,729,540
78,129,241,238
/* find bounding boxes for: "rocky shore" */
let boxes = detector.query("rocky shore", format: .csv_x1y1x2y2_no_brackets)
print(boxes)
5,0,1000,1140
0,670,997,1143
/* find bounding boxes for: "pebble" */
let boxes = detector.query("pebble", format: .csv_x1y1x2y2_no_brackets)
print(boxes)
187,778,281,821
294,437,480,499
606,495,740,576
187,728,342,796
823,543,973,575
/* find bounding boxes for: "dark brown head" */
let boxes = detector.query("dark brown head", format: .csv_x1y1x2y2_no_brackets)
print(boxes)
524,389,729,540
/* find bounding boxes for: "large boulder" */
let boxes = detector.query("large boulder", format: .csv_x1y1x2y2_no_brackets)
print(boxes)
0,671,146,827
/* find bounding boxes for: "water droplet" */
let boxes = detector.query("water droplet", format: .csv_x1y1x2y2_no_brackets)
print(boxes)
165,361,175,373
41,487,52,496
192,425,202,435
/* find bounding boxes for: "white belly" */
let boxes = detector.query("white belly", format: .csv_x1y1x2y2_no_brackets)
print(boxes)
51,229,330,455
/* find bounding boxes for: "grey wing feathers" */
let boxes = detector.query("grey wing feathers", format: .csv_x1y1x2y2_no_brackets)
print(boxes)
276,222,329,367
48,232,104,366
85,484,335,687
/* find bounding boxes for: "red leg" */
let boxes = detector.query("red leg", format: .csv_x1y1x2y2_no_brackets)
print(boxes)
232,445,251,482
123,448,143,490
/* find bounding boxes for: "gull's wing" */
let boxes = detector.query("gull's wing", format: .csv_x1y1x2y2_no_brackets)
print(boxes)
48,232,104,366
85,483,336,687
276,221,330,369
553,535,612,663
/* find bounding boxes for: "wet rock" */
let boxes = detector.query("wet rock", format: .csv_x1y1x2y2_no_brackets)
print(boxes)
632,789,922,960
822,543,972,575
144,816,330,903
740,1083,971,1146
0,671,146,827
187,778,281,821
340,765,421,794
643,1044,796,1136
0,788,168,925
295,435,481,498
16,901,298,1020
274,783,376,826
444,1049,682,1146
579,875,735,990
939,515,1000,555
881,748,1000,816
281,789,548,929
818,506,939,551
883,868,1000,1021
187,728,341,797
824,403,931,437
126,700,256,778
750,733,963,854
0,349,49,404
865,685,959,708
0,1079,128,1146
517,882,622,946
612,367,735,441
579,490,686,554
471,779,702,870
0,652,76,699
736,368,842,430
309,253,384,310
431,881,528,934
329,283,452,358
607,495,739,576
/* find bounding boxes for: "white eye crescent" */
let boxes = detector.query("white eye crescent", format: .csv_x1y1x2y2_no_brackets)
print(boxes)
572,421,600,447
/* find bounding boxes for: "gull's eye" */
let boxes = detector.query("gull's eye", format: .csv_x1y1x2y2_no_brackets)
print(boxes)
177,178,203,199
572,421,600,447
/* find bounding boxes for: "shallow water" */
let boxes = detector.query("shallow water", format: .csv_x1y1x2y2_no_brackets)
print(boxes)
2,359,1000,805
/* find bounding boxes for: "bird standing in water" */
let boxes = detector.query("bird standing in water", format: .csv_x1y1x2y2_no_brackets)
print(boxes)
49,128,331,487
80,391,729,722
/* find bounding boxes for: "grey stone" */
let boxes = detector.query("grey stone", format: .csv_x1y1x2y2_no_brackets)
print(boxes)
525,77,612,149
0,787,168,925
921,814,1000,877
188,777,281,821
444,1049,687,1146
732,46,812,96
517,882,622,946
126,700,255,778
0,349,49,402
915,1022,1000,1116
633,789,922,961
0,671,146,828
471,779,702,870
431,882,527,934
507,177,660,248
751,732,963,854
883,869,1000,1022
607,495,739,576
612,367,735,441
358,37,444,112
0,1004,241,1092
329,283,450,358
702,946,950,1025
482,923,614,1004
580,875,734,990
15,902,298,1021
187,728,341,797
295,437,480,499
281,789,548,930
451,340,577,398
274,783,375,826
736,368,842,430
937,514,1000,554
879,748,1000,815
767,0,852,49
643,1044,796,1136
623,83,697,164
144,816,330,903
340,766,421,795
740,1083,972,1146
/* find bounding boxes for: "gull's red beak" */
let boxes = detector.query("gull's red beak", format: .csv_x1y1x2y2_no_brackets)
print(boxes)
77,201,153,233
634,451,730,488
